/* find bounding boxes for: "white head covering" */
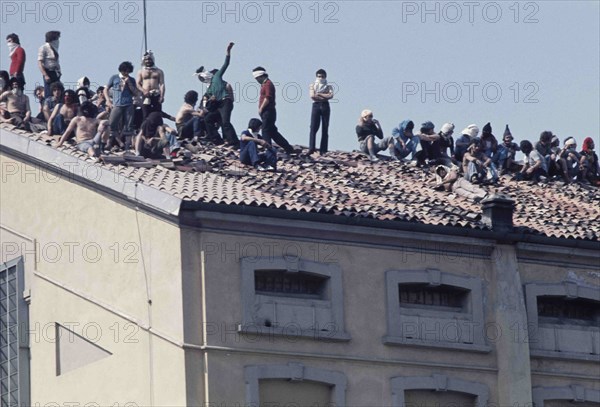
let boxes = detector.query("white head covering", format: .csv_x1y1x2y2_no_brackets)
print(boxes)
461,124,479,138
252,69,267,79
441,123,455,135
198,72,213,83
361,109,373,119
77,76,89,88
564,137,576,147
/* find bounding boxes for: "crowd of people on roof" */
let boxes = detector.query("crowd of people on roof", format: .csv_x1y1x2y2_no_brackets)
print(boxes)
1,31,598,187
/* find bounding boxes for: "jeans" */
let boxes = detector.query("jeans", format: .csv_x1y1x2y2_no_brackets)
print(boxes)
240,141,277,169
309,102,330,154
43,70,61,99
108,104,134,143
393,137,418,159
52,113,67,135
260,107,293,154
466,162,498,183
178,116,204,140
218,98,238,145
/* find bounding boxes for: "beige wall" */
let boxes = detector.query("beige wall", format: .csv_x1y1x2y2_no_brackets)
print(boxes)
1,153,187,405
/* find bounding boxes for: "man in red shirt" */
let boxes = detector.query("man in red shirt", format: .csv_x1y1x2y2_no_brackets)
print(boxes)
252,67,295,155
6,34,25,85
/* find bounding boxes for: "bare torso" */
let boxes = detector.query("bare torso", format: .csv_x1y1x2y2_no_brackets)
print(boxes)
138,67,163,94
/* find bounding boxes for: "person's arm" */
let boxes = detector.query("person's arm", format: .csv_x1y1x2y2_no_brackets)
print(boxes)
372,120,384,139
456,136,468,147
158,69,165,103
37,47,50,81
23,96,31,122
321,84,334,100
136,70,145,94
105,80,113,108
126,76,138,96
14,47,26,74
42,99,53,121
56,117,79,147
47,104,60,135
259,96,269,114
217,43,233,78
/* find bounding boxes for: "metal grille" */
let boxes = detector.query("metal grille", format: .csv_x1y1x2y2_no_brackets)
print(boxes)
538,296,599,323
399,283,467,310
255,270,328,299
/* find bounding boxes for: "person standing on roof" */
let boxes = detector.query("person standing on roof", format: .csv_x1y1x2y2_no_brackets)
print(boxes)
6,34,26,86
252,67,296,156
38,31,61,99
105,61,137,150
196,42,239,147
136,51,166,121
308,68,334,156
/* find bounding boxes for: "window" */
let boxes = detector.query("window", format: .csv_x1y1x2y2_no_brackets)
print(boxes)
525,282,600,361
384,269,489,352
239,258,349,341
532,385,600,407
390,374,489,407
245,363,346,406
0,258,29,407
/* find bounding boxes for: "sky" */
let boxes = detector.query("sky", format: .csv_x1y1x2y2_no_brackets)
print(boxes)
1,0,598,154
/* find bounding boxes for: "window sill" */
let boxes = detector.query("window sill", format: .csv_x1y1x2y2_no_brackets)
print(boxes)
383,335,491,353
238,324,351,342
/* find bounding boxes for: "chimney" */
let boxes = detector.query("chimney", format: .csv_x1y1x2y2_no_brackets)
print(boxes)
481,195,514,233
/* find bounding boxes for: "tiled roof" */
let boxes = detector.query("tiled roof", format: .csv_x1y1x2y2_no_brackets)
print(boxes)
3,123,599,242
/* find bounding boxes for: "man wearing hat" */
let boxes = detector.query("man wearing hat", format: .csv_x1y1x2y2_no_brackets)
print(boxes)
455,124,479,162
494,125,520,175
136,50,166,121
252,67,295,156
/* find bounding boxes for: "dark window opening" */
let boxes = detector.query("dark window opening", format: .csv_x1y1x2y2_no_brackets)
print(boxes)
255,270,329,300
537,296,600,325
399,283,468,311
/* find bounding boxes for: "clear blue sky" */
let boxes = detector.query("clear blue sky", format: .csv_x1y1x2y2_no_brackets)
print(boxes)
1,0,598,153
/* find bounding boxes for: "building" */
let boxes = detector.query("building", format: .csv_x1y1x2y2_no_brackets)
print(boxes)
1,123,599,406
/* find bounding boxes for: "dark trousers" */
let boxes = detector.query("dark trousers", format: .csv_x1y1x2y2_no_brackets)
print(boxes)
260,107,293,154
52,114,67,135
177,116,204,140
43,70,61,99
309,102,330,154
240,141,277,169
141,94,162,122
218,98,239,145
204,110,224,144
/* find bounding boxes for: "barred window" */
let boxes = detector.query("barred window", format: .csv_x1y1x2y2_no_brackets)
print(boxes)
399,283,468,311
255,270,328,300
537,296,599,325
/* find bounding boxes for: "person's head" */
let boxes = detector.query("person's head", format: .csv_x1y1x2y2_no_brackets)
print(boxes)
420,121,435,135
550,135,560,148
51,81,65,98
252,67,268,84
361,109,374,123
9,76,24,91
316,69,327,79
503,125,513,143
34,86,45,102
404,120,415,136
96,86,105,101
482,122,492,136
0,70,8,90
195,67,214,84
118,61,134,76
462,124,479,138
63,89,76,105
583,137,595,151
440,123,454,137
539,131,553,145
45,31,61,43
77,77,90,89
469,137,482,151
248,118,263,132
6,33,20,45
564,137,577,150
142,51,155,67
520,140,533,155
184,90,199,105
79,101,98,119
435,165,448,178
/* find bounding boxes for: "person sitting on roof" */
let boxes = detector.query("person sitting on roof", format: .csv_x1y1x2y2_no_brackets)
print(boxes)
48,89,78,137
32,86,45,122
558,137,585,183
480,122,498,159
433,163,488,202
175,90,206,141
462,138,498,184
546,135,567,181
535,130,553,169
517,140,548,182
94,86,109,120
356,109,393,162
454,124,479,162
390,119,418,161
76,76,95,104
580,137,599,185
134,111,179,159
55,101,109,158
0,76,31,131
494,125,520,175
42,81,64,122
436,123,455,160
0,71,9,119
240,118,277,171
415,121,441,165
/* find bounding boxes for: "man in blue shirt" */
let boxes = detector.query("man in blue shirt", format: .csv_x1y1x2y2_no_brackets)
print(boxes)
104,61,137,151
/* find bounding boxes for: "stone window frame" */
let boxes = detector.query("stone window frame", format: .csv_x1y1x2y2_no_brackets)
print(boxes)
239,257,350,341
244,362,347,406
390,374,490,407
384,269,489,352
525,282,600,362
532,385,600,406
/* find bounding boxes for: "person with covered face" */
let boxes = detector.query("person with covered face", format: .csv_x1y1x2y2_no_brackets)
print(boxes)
0,77,31,131
38,31,61,98
517,140,548,182
76,76,95,104
558,137,585,183
135,111,179,159
48,89,78,137
494,125,520,175
580,137,600,185
196,42,239,147
55,101,109,158
455,124,479,162
252,67,296,156
6,33,26,86
356,109,393,162
175,90,207,140
308,68,334,155
240,118,278,171
415,121,440,165
390,119,418,160
480,122,498,159
136,51,166,121
462,137,498,184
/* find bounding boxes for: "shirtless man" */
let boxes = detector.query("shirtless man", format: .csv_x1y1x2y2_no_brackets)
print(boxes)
0,77,31,130
56,101,109,158
136,51,165,121
175,90,206,140
48,89,78,136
